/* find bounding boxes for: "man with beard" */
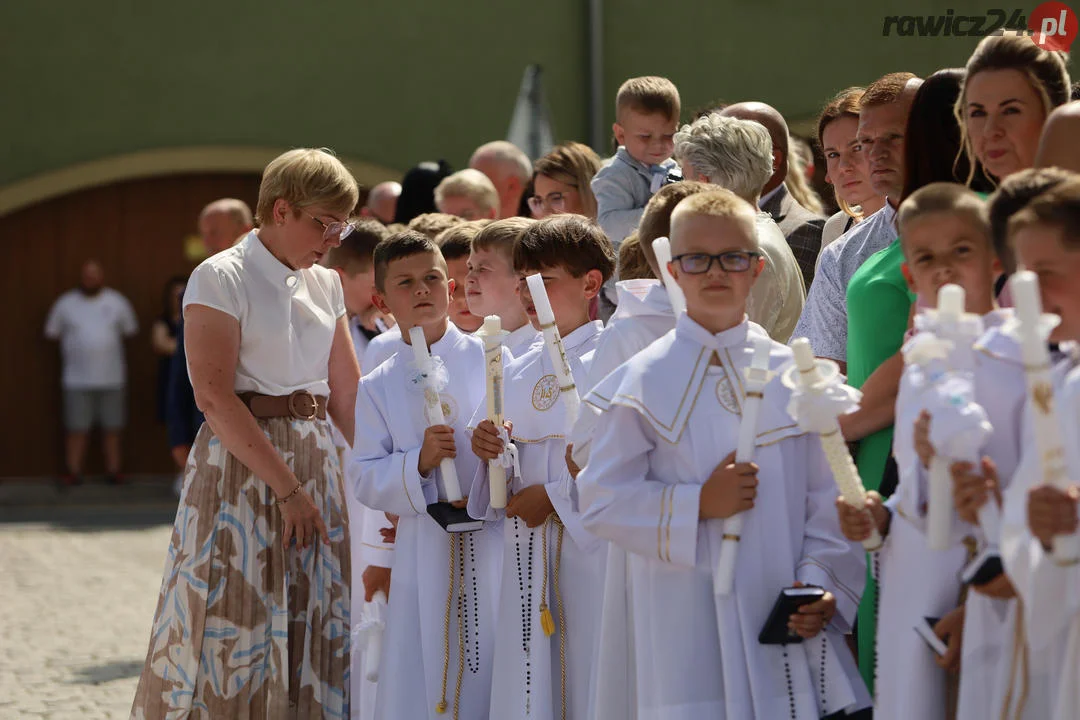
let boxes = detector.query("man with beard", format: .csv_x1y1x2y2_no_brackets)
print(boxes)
45,259,138,487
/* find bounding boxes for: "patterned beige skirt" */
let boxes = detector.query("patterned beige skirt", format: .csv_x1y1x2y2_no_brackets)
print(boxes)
130,417,351,719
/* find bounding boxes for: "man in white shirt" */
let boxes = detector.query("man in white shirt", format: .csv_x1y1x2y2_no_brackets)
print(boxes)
44,259,138,486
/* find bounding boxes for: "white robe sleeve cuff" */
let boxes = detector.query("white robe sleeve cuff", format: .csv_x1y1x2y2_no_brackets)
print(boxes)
665,484,701,568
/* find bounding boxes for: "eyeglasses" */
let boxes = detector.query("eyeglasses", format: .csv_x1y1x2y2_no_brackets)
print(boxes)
671,251,761,274
302,209,356,241
527,187,577,217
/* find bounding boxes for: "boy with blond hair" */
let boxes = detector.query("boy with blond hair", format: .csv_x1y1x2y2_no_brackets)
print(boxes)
838,183,1025,720
592,76,681,249
465,217,540,358
579,189,868,719
436,221,486,333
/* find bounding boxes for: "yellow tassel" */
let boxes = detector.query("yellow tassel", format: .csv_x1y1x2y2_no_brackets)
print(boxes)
436,700,448,714
540,604,555,636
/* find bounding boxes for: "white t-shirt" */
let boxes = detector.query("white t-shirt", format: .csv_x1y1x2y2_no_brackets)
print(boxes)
44,288,138,389
183,232,345,396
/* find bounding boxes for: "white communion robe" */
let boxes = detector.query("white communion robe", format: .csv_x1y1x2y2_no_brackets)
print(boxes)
569,279,676,720
570,279,675,470
1001,345,1080,720
349,323,503,720
875,311,1024,720
578,314,869,720
338,318,396,720
467,320,605,720
955,317,1027,720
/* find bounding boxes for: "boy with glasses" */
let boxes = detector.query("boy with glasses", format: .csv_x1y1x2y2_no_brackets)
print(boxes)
578,189,869,719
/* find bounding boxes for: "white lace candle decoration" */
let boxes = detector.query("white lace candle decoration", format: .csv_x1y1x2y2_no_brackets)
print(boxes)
783,338,883,551
650,236,687,316
713,335,773,595
921,285,986,551
525,273,581,428
476,315,510,510
1010,270,1080,564
408,325,463,502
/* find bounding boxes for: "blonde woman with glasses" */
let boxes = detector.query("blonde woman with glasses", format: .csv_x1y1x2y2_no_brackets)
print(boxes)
132,148,361,719
528,142,603,219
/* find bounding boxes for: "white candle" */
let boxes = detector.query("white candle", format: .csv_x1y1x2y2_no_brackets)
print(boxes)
938,284,965,320
1011,271,1080,563
477,315,508,509
787,338,882,550
928,285,963,550
526,273,556,325
408,325,463,502
714,335,773,595
927,458,954,551
651,236,686,316
525,273,581,427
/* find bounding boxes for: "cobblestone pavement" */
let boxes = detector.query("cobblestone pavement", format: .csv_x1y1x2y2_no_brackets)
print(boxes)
0,510,175,719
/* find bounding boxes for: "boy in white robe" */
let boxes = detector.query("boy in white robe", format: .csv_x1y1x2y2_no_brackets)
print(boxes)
567,181,712,720
571,181,713,468
948,170,1080,719
998,178,1080,720
348,230,502,720
464,217,541,359
837,183,1024,720
469,215,615,720
578,189,868,719
325,220,395,720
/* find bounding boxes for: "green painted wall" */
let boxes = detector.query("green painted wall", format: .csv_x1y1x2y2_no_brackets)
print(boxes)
0,1,1062,188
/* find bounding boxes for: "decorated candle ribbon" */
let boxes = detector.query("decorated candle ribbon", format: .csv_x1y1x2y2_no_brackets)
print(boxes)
407,355,450,394
782,338,882,551
910,285,987,551
409,326,463,502
924,375,993,550
497,425,522,477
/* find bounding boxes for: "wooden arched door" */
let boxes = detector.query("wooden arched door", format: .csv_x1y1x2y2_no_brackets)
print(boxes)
0,172,262,478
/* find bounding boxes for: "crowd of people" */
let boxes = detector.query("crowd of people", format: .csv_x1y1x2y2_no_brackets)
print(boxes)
120,31,1080,720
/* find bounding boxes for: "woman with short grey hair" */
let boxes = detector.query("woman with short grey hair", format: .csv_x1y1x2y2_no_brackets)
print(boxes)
674,113,806,342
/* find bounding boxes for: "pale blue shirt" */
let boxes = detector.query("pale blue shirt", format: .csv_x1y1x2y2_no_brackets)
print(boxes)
591,147,677,247
792,202,898,362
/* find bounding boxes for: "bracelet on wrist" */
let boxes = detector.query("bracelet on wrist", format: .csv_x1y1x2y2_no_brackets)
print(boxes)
276,481,303,506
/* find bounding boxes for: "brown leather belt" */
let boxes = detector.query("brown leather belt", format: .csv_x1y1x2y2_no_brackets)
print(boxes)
238,390,328,420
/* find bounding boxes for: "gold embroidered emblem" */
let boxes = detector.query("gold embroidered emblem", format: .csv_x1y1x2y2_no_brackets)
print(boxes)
440,394,459,425
532,374,560,411
1032,381,1053,415
715,374,740,415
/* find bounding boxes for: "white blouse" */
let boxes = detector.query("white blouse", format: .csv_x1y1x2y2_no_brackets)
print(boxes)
183,231,345,396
